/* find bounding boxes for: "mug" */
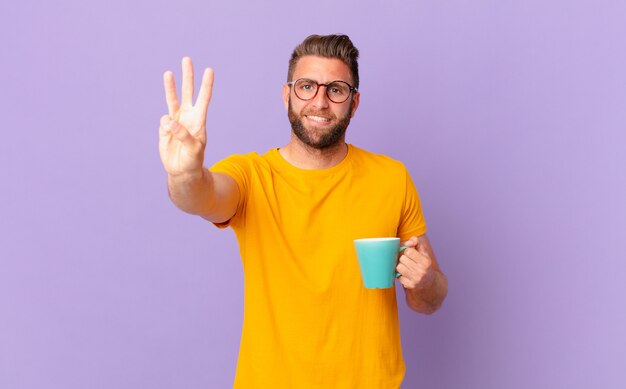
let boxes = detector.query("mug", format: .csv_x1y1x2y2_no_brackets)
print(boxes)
353,237,407,289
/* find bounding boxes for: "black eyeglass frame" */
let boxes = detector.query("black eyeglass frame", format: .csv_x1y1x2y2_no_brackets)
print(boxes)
287,78,358,103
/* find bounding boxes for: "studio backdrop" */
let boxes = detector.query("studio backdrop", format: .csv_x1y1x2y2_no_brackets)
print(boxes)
1,0,624,388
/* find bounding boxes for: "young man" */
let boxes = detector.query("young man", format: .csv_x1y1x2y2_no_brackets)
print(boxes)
159,34,448,388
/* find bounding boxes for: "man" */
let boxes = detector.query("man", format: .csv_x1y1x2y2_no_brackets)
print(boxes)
159,34,448,388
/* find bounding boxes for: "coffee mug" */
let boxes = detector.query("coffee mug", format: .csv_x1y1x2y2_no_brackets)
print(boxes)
353,237,408,289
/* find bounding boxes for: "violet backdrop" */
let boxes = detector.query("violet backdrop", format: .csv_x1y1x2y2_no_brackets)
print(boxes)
1,0,624,388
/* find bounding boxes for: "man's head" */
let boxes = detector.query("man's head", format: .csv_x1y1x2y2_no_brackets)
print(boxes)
283,34,361,150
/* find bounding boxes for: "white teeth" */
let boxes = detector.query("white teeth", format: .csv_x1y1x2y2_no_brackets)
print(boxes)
307,115,330,122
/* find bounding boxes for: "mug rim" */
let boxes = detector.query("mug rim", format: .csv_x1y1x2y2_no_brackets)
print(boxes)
353,237,400,243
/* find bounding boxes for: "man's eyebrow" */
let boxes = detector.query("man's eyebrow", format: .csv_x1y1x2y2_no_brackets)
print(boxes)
297,78,351,85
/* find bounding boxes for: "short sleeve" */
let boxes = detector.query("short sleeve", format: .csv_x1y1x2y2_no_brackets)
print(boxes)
397,168,427,240
208,154,253,229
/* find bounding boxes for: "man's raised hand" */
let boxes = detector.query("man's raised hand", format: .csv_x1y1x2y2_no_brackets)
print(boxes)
159,57,214,177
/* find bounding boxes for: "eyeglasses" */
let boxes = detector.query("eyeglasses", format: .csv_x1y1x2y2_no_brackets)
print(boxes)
287,78,357,104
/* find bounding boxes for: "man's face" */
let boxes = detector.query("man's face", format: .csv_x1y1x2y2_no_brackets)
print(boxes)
283,56,360,150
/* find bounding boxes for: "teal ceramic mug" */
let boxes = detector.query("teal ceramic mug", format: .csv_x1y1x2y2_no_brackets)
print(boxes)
353,237,408,289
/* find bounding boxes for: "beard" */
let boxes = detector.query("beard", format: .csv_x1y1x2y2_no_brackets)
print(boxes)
288,97,352,150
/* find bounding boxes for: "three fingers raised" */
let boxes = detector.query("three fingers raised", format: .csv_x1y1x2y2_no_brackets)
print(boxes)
163,57,214,116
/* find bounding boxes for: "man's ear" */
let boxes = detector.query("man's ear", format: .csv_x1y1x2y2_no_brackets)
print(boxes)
282,84,290,110
350,91,360,118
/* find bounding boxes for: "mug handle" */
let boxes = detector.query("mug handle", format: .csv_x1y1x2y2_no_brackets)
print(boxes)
396,245,409,278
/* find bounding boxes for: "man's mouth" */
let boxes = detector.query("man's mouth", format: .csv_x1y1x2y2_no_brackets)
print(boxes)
305,115,331,123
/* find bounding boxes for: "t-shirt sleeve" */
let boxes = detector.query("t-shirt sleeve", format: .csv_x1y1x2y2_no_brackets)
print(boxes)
397,167,427,241
208,154,251,229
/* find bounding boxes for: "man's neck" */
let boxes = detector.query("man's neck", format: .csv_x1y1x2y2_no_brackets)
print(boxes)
279,135,348,170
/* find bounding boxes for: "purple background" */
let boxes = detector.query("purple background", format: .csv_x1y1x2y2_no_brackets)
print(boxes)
1,0,625,388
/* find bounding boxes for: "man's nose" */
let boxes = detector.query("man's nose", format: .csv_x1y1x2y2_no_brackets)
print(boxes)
311,85,331,109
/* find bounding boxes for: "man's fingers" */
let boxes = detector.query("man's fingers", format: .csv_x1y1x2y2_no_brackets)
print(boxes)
163,71,180,117
400,247,431,267
399,251,417,267
196,67,214,112
398,247,414,264
159,114,172,136
396,261,411,275
167,120,201,151
181,57,194,107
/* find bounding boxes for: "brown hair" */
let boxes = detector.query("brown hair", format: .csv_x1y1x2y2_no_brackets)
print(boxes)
287,34,360,89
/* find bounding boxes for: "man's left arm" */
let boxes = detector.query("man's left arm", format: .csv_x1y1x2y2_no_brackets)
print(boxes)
396,234,448,314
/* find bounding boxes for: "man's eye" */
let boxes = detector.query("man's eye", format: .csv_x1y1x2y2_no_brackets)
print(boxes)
329,85,346,95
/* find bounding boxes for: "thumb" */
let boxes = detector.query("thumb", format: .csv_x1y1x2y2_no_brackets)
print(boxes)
417,242,429,256
159,114,173,136
402,236,419,247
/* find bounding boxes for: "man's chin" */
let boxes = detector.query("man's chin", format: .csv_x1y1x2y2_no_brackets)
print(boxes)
296,128,345,150
302,124,332,138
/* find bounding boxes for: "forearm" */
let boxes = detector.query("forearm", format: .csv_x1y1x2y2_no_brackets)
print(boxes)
404,270,448,314
167,168,216,216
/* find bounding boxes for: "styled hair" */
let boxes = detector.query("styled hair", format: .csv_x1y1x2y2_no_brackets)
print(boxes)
287,34,360,89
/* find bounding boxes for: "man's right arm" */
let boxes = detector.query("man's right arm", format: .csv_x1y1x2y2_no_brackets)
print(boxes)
159,57,239,223
167,169,239,224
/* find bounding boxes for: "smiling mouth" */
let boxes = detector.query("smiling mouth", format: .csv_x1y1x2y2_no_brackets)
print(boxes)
306,115,331,123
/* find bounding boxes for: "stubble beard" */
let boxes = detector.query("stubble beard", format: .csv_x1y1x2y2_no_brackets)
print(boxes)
288,97,352,150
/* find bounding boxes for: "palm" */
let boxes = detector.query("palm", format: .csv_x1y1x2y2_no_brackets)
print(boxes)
159,57,214,176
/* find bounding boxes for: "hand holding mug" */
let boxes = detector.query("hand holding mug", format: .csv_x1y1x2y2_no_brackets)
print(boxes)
396,236,435,290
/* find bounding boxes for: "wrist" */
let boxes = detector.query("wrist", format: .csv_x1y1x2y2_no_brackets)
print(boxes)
168,167,206,182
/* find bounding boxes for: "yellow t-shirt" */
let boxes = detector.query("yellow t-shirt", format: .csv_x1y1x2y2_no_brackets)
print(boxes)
210,144,427,388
